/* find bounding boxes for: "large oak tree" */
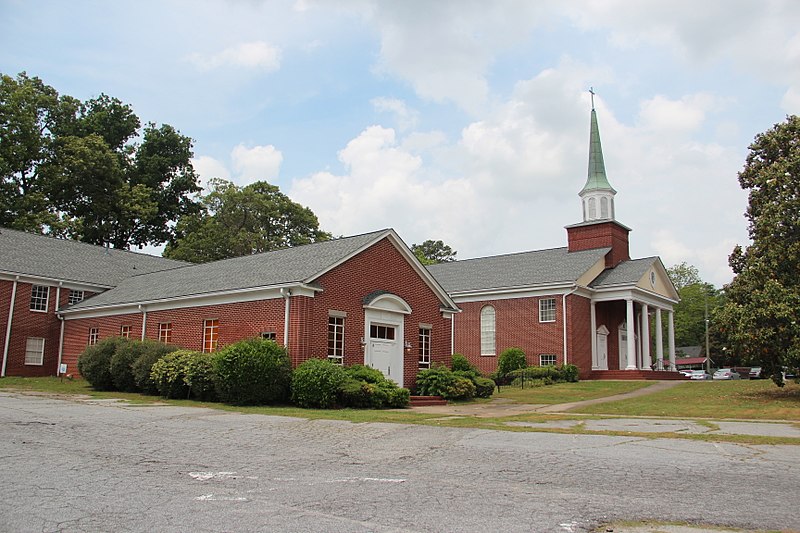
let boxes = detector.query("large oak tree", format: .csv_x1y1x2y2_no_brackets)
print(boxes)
163,179,331,263
0,72,201,248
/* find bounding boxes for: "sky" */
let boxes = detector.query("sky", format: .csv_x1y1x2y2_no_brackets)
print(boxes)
2,0,799,287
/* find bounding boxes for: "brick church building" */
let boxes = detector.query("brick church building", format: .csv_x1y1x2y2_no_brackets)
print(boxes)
0,106,680,386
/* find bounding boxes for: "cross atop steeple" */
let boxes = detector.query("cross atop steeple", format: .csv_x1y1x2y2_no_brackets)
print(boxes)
579,100,617,222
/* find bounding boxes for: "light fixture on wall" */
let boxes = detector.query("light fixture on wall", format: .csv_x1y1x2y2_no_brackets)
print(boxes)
404,341,412,354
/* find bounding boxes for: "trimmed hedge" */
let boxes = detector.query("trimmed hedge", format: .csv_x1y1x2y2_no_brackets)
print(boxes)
506,364,580,385
130,340,180,395
416,364,478,400
291,358,348,408
150,349,217,401
214,338,292,405
78,337,130,391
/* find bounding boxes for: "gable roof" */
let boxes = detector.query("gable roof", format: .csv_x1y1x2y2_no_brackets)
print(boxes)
590,257,657,287
426,246,610,294
64,229,459,313
0,227,187,287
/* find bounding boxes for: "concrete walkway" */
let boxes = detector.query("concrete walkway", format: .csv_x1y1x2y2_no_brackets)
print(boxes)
409,381,800,439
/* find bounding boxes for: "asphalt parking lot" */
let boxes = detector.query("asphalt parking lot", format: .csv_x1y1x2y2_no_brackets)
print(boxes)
0,392,797,533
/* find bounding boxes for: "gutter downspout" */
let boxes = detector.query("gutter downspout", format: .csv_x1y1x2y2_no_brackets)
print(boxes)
562,284,579,365
280,288,291,349
139,305,147,341
1,276,19,377
56,282,63,376
450,313,455,355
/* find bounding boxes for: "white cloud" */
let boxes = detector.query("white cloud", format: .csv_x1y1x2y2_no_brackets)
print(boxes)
188,41,281,71
231,144,283,185
637,93,720,133
371,97,419,131
191,155,231,192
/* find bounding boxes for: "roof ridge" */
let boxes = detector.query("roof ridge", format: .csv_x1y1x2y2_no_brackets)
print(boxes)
436,246,571,265
0,226,187,264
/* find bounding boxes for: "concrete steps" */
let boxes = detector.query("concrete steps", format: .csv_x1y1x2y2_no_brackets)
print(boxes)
588,370,688,381
409,395,447,407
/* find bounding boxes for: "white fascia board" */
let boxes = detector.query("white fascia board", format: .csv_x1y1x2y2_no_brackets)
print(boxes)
449,282,576,303
0,271,113,292
304,229,460,312
61,283,319,320
592,285,677,309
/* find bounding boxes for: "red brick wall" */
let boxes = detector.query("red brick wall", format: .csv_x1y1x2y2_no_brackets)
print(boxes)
595,300,626,370
62,237,450,389
566,222,630,266
566,294,592,378
453,295,564,375
62,299,286,373
298,237,451,389
1,281,62,376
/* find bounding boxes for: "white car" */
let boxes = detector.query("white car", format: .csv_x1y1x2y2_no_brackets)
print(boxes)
713,368,741,380
689,370,711,380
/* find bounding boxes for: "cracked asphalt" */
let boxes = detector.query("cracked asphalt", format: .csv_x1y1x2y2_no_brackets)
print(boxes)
0,392,797,533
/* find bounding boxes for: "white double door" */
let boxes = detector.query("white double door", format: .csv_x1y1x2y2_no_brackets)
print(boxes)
364,308,404,387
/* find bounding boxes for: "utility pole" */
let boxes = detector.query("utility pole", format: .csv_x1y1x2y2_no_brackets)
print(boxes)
705,297,711,374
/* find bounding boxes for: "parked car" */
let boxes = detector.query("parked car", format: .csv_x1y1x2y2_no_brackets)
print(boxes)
748,367,763,379
689,370,711,380
713,368,740,380
679,370,694,378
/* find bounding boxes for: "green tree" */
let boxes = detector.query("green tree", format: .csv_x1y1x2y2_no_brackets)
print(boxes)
666,262,702,290
0,72,201,247
666,263,722,348
717,115,800,386
164,179,331,263
411,239,457,265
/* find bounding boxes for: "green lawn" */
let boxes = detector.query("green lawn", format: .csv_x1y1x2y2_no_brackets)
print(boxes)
494,380,652,404
575,380,800,421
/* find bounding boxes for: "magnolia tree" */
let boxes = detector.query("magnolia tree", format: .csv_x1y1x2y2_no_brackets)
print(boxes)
717,115,800,386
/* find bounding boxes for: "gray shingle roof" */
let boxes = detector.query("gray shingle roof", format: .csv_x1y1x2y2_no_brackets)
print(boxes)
426,247,610,293
66,230,389,310
590,257,657,287
0,227,187,287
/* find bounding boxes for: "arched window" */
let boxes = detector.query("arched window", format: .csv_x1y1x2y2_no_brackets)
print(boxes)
600,197,609,218
588,197,597,220
480,306,496,356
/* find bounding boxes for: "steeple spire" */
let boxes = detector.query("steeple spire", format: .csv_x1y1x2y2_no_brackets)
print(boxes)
579,91,617,221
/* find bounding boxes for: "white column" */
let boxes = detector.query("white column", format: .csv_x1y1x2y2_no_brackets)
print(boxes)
625,299,637,370
641,304,650,370
590,301,598,370
668,310,676,371
655,308,664,371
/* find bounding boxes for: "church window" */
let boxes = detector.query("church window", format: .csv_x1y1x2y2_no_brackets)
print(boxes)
539,298,556,322
588,197,597,219
600,197,609,218
480,306,496,356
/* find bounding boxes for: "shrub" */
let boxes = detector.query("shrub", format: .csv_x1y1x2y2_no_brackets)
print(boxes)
451,353,478,374
78,337,130,391
336,367,411,409
130,341,180,395
343,364,385,384
214,338,292,405
110,343,140,392
473,376,496,398
151,350,194,399
498,347,527,376
560,363,580,383
446,376,476,400
415,364,456,396
184,352,218,401
291,358,347,408
416,364,476,400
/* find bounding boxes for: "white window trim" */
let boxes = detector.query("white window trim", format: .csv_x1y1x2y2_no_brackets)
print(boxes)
158,322,173,344
327,315,344,365
25,337,45,366
540,354,557,366
539,298,556,323
418,327,431,369
30,285,50,313
68,289,85,305
203,319,219,353
480,305,496,356
88,327,99,346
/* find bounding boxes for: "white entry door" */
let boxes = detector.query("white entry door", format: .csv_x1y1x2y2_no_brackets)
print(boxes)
364,309,405,387
595,325,609,370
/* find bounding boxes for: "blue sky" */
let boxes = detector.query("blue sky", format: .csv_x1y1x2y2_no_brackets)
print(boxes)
3,0,799,286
